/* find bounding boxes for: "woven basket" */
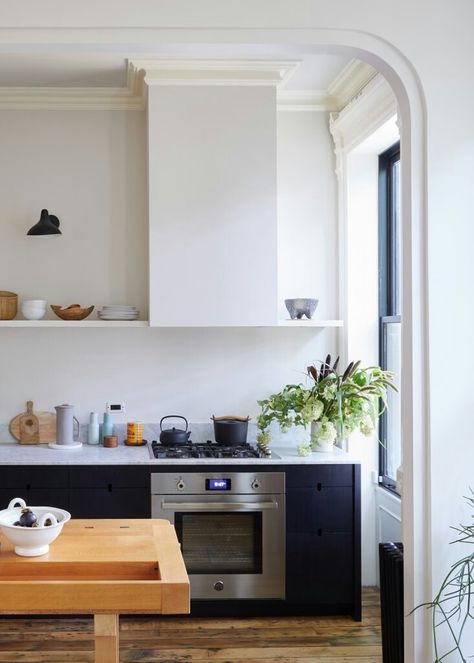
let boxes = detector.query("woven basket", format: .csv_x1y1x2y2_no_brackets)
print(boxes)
0,291,18,320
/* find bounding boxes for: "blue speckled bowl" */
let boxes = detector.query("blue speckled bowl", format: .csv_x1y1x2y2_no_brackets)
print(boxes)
285,298,319,320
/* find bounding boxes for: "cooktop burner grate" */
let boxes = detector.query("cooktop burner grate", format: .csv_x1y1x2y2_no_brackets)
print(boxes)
150,440,272,459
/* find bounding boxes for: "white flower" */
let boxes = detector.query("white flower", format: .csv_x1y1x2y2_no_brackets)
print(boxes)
311,419,337,445
360,415,374,436
297,443,312,457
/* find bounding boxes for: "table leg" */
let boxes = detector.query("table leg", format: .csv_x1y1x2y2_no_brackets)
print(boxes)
94,614,119,663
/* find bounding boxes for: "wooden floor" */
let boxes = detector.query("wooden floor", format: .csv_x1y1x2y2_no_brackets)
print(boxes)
0,588,381,662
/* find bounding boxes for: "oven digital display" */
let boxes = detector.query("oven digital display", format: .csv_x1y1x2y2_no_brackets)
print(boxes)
206,478,231,491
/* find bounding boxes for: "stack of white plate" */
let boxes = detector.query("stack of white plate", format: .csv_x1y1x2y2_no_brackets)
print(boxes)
98,306,139,321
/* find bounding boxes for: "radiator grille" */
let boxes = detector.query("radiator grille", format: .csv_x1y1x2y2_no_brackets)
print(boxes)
379,542,404,663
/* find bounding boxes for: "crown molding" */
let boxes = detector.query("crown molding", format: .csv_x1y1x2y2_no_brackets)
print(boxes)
329,73,398,154
0,65,146,110
0,57,375,112
277,90,338,112
129,59,300,87
327,58,377,109
276,59,377,113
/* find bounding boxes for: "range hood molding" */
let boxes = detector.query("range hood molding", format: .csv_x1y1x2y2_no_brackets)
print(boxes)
129,58,300,88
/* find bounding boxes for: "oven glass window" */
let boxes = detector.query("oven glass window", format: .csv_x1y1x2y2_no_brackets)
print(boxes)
175,512,263,575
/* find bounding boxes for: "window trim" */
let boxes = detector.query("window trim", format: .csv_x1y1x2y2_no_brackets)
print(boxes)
379,314,401,492
378,142,400,493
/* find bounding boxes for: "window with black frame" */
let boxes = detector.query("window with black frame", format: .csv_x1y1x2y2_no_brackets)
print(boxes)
379,142,401,492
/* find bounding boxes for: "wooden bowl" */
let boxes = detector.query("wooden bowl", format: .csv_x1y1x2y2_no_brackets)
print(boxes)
51,304,94,321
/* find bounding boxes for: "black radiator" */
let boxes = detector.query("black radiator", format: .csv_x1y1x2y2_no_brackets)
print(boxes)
379,542,404,663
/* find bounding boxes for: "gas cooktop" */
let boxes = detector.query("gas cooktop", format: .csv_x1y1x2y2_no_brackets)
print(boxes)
150,440,277,460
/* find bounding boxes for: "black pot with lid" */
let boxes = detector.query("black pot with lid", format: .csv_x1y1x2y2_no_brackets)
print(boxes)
212,415,250,446
159,415,191,446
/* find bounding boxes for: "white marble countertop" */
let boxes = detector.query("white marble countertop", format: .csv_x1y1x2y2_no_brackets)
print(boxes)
0,442,359,465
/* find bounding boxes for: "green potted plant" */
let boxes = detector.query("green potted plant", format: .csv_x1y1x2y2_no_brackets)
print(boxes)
256,355,397,455
415,492,474,662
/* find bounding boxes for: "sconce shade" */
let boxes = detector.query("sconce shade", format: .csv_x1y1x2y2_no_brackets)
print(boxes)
27,209,61,236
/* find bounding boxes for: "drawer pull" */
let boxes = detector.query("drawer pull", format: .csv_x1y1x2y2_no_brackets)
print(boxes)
318,528,323,536
316,482,322,492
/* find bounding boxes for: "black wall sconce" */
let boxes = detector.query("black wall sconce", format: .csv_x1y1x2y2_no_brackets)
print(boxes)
27,209,61,236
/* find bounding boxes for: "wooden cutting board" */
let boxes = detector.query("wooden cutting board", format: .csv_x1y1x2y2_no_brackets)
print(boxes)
9,405,56,444
18,400,39,444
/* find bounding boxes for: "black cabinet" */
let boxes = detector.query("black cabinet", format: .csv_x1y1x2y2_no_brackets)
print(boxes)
286,531,354,603
0,465,150,519
0,467,69,511
69,466,150,518
285,464,361,620
68,488,149,518
0,461,360,619
286,485,353,532
69,466,150,489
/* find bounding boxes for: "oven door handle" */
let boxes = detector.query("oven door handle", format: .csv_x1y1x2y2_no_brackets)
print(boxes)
160,500,279,511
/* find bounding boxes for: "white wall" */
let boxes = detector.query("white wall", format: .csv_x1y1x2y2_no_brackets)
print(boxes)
0,110,148,315
277,112,337,321
346,151,380,585
0,326,336,426
0,105,338,429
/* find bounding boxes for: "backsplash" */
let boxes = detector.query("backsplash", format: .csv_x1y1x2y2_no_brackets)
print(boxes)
0,421,307,447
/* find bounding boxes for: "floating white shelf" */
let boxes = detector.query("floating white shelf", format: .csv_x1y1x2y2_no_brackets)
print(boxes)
0,319,342,329
0,320,149,328
277,319,343,327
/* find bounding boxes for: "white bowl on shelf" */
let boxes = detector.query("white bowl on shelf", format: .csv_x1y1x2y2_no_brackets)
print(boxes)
21,300,47,320
0,497,71,556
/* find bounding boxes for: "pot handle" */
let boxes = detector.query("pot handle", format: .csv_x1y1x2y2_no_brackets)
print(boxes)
211,415,251,422
160,415,188,431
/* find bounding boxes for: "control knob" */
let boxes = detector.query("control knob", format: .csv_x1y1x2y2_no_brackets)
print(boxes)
176,479,186,491
251,478,261,490
214,580,224,591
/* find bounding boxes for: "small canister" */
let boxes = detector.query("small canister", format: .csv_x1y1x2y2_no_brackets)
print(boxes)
127,422,143,445
103,435,118,448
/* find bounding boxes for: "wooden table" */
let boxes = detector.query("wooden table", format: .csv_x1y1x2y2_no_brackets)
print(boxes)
0,519,190,663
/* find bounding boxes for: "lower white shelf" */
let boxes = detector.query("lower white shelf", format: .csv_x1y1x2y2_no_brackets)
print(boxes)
277,319,343,327
0,320,150,328
0,319,343,329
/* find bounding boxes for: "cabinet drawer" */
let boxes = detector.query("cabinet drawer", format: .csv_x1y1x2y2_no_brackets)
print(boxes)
287,486,353,533
0,488,69,511
286,531,354,604
69,466,150,489
69,488,150,518
0,466,69,489
285,465,353,488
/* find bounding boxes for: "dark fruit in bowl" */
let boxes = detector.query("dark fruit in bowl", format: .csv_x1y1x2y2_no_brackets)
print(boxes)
13,521,20,526
19,508,38,527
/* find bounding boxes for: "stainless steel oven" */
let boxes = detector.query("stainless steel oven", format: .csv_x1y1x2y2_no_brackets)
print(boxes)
151,472,285,600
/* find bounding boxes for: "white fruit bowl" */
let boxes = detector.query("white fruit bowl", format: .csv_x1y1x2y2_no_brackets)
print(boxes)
0,497,71,556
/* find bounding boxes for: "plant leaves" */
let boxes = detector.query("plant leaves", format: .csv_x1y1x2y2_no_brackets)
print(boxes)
307,365,318,381
342,361,353,381
349,360,361,377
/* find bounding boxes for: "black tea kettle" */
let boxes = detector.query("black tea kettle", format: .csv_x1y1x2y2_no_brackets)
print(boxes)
159,415,191,446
